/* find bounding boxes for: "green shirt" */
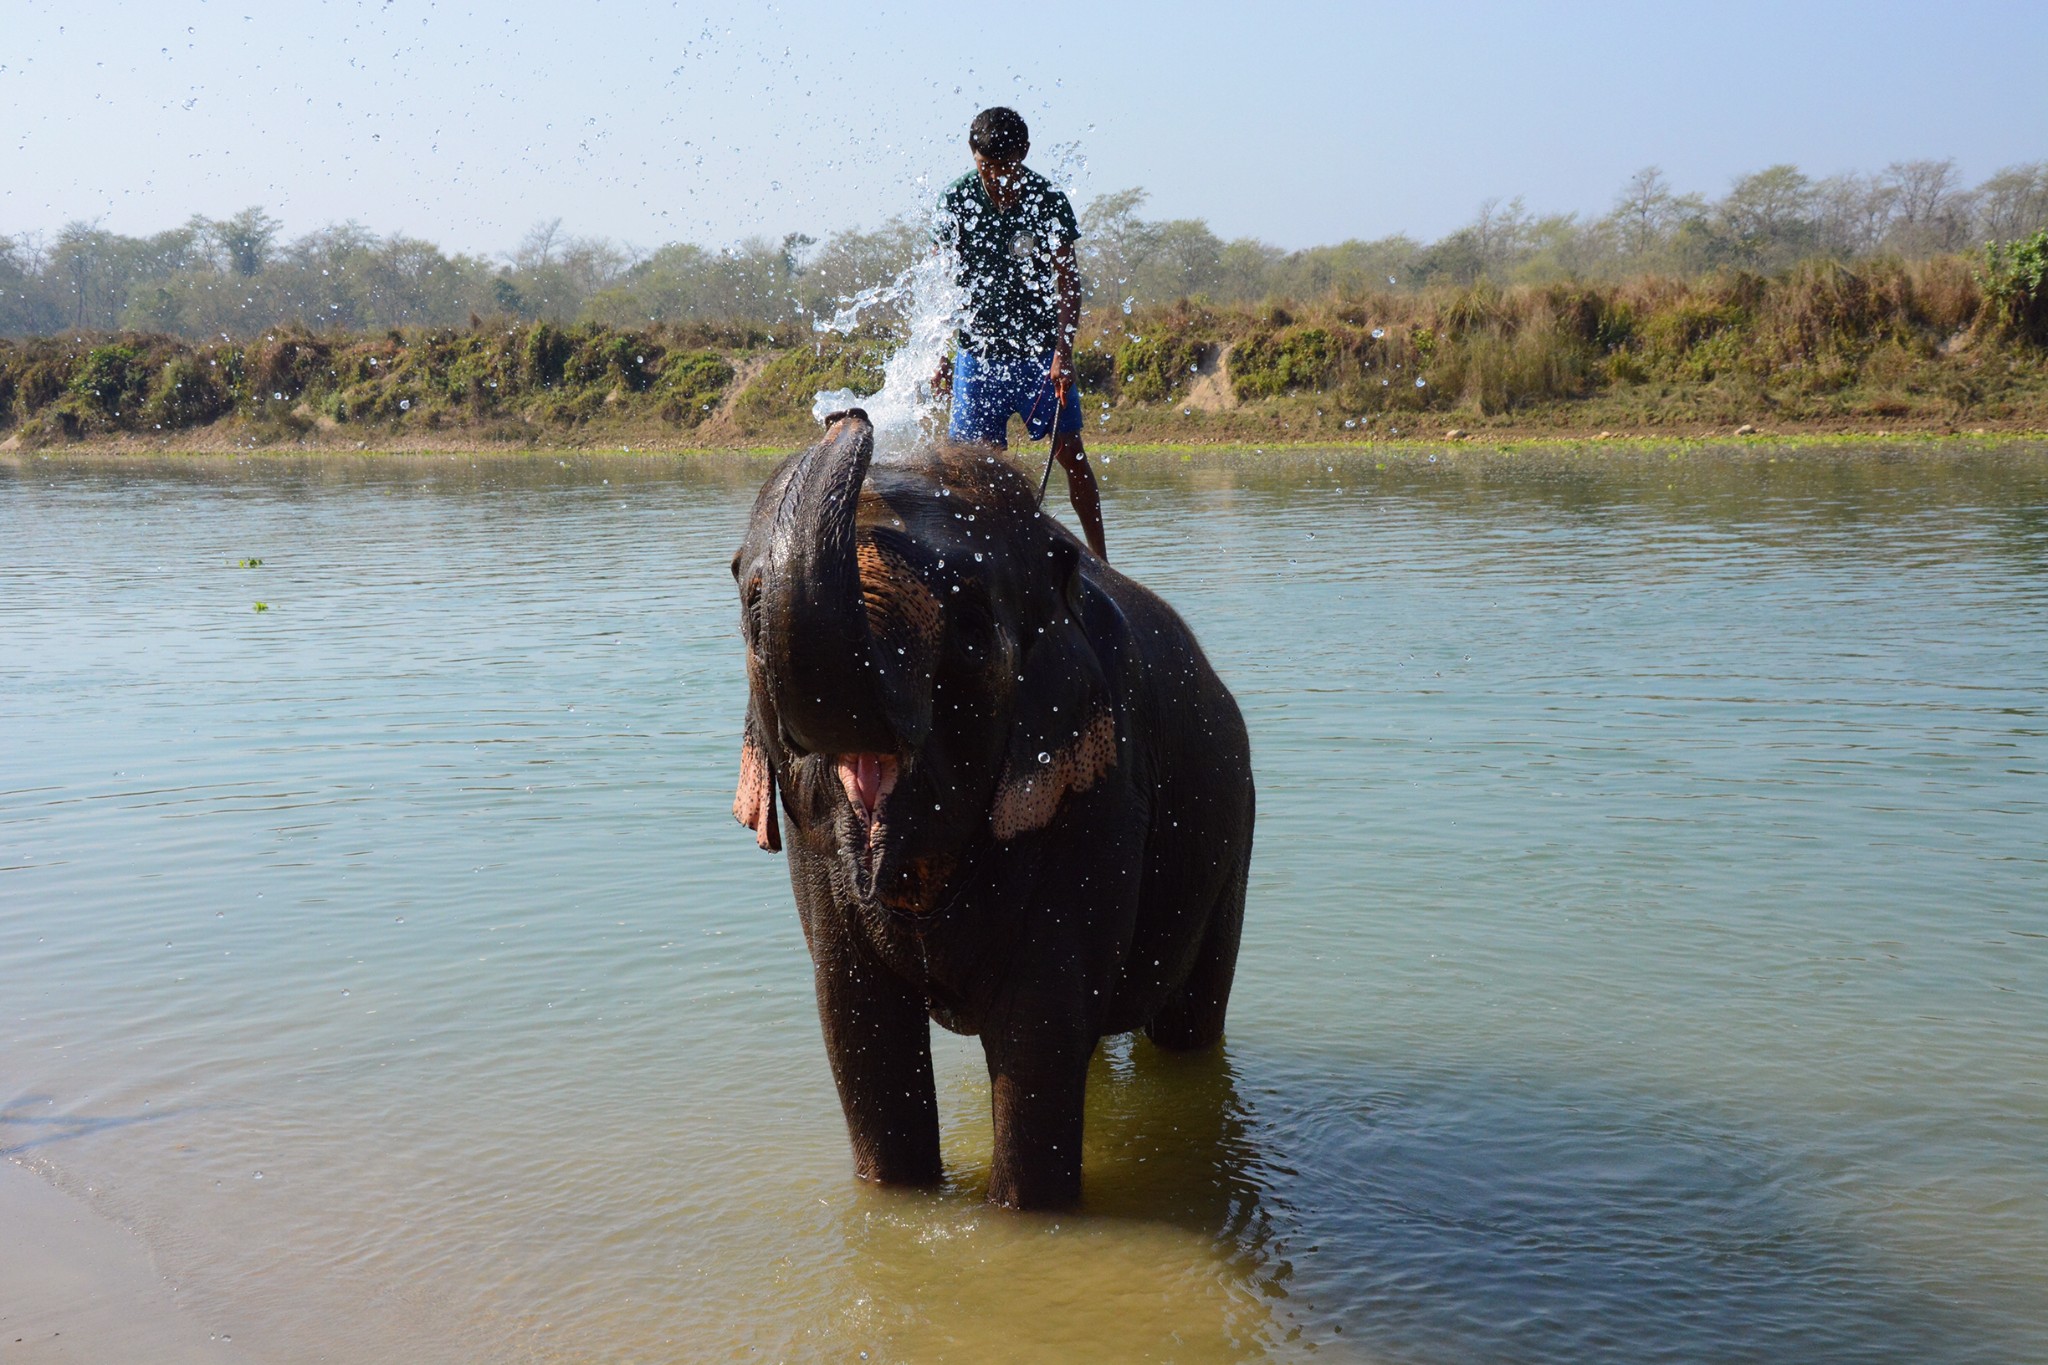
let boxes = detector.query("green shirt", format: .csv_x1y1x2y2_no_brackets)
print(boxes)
934,167,1081,359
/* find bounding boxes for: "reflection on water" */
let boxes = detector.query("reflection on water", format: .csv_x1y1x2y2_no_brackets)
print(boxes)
2,443,2045,1363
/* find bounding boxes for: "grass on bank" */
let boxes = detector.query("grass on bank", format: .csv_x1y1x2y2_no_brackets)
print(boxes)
4,237,2046,450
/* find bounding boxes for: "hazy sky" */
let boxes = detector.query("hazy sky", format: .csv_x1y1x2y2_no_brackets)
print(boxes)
6,0,2045,257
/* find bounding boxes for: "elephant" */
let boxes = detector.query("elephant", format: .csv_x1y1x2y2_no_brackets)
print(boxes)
730,409,1254,1209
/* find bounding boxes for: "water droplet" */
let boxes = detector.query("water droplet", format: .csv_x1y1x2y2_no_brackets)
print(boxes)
1121,297,1135,314
1371,328,1385,339
1415,378,1427,388
973,552,983,562
1037,752,1050,764
399,398,411,410
271,391,283,400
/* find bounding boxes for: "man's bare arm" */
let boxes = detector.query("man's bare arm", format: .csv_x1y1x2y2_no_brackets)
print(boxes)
1048,241,1080,391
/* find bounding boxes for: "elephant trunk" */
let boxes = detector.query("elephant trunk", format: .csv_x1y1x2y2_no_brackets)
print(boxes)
758,410,897,758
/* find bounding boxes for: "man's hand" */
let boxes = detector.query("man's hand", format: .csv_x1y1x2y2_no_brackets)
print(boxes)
1048,349,1071,401
931,354,954,397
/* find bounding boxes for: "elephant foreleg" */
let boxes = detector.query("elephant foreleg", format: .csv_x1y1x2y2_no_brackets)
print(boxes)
810,930,943,1188
982,1015,1093,1210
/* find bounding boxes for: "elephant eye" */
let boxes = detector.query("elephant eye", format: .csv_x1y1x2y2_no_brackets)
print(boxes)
741,574,765,642
949,590,997,656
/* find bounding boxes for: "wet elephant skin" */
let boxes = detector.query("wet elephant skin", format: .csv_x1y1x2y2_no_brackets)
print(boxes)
730,411,1254,1209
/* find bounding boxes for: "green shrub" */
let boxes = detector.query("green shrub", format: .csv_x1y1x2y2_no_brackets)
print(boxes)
1071,343,1115,391
1606,349,1649,385
1639,301,1746,373
1230,327,1334,400
565,328,656,391
141,354,232,429
538,387,605,426
1113,333,1207,403
443,340,515,410
10,356,68,420
731,340,887,433
521,322,573,389
65,345,150,431
1978,229,2048,342
657,350,735,425
245,334,332,403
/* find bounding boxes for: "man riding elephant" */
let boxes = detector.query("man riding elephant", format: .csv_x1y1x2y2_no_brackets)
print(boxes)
930,105,1108,561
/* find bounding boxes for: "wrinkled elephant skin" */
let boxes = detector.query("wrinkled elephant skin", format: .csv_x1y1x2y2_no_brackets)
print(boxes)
730,411,1254,1209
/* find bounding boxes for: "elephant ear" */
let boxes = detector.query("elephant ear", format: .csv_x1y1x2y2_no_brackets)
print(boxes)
992,611,1118,842
733,711,781,852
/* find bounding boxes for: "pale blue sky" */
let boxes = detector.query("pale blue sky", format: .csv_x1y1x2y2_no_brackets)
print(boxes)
5,0,2044,255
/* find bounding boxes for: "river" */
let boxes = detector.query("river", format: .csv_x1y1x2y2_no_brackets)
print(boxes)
2,443,2044,1362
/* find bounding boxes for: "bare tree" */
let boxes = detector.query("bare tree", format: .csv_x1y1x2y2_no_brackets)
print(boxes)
1971,163,2048,243
515,218,565,270
1813,173,1894,257
1610,167,1679,258
1882,159,1969,254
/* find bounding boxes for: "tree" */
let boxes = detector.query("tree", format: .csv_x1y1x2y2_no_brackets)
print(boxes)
210,207,281,277
1079,188,1152,305
1609,167,1679,258
1882,159,1969,255
516,219,565,270
1973,163,2048,243
1716,165,1817,267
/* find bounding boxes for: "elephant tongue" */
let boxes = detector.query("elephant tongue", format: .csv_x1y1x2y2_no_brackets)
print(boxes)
836,753,899,822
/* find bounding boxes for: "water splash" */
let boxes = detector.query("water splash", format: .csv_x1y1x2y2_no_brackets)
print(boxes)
809,247,967,453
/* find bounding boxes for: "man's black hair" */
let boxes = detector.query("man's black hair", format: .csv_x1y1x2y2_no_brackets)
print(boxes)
969,106,1030,163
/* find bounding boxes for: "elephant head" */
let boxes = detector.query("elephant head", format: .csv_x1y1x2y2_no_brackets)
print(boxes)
732,411,1118,911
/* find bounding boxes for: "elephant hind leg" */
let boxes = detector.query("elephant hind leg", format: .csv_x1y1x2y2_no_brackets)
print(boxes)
1144,856,1247,1053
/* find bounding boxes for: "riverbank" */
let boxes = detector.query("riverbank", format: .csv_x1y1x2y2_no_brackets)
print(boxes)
6,423,2044,464
5,256,2045,455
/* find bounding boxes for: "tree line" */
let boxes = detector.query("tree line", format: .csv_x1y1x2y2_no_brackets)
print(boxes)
4,159,2045,340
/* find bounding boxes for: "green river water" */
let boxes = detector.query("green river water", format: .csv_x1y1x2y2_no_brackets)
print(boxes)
2,443,2044,1362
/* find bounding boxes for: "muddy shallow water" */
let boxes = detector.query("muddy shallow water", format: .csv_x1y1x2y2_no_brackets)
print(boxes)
3,443,2045,1362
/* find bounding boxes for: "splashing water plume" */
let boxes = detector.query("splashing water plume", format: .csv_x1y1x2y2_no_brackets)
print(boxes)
809,248,967,453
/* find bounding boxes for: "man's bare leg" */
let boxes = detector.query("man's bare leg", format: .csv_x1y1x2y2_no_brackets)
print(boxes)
1050,429,1107,560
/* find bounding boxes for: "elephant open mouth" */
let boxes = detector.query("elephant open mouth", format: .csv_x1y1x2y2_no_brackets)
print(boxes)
835,752,900,897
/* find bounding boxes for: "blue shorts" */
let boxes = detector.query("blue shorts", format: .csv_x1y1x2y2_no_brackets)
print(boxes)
947,349,1083,446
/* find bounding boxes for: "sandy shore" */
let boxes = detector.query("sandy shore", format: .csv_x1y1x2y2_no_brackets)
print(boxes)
1,1158,252,1363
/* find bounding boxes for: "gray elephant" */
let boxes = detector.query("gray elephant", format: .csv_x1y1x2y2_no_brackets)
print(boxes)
732,411,1254,1208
